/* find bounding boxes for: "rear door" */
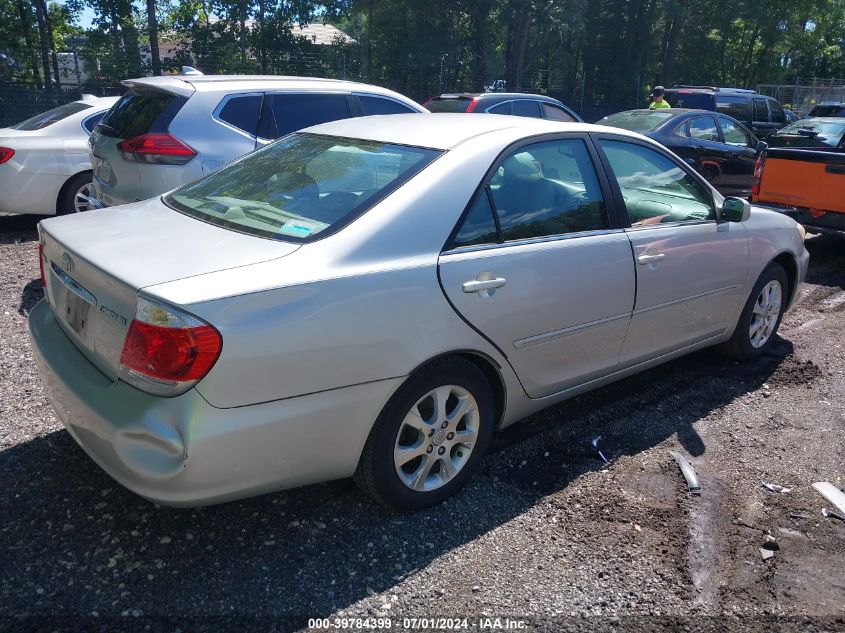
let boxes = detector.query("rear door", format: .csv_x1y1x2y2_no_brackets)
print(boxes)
438,135,636,398
751,97,777,138
256,92,355,145
90,88,188,206
593,135,749,365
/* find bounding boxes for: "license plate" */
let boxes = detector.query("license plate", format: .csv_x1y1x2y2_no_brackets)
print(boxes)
65,290,92,336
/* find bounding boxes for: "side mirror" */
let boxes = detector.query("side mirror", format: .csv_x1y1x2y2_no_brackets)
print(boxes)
719,197,751,223
755,140,768,153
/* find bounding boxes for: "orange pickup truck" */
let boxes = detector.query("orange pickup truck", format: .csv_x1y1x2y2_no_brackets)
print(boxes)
752,147,845,235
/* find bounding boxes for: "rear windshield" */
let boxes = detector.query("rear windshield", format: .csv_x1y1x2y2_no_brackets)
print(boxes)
425,98,473,113
598,110,675,132
809,105,845,117
12,102,91,131
666,91,715,109
96,91,182,138
165,133,441,242
779,119,845,147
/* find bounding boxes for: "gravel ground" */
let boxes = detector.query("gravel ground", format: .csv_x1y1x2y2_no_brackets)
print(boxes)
0,213,843,632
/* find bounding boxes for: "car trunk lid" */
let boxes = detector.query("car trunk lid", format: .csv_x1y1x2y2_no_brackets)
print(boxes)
39,199,299,380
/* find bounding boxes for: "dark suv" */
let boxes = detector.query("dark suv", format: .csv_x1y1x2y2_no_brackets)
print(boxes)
423,93,581,122
664,86,787,138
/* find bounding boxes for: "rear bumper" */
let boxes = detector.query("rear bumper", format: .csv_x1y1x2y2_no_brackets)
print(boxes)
757,203,845,236
29,299,401,507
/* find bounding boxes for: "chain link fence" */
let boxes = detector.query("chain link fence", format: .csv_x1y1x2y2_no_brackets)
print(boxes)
1,46,633,127
757,78,845,117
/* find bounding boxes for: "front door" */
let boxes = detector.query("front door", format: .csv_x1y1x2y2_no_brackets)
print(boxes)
593,136,750,365
438,137,636,398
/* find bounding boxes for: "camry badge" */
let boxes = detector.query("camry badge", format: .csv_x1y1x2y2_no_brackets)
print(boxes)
62,253,74,273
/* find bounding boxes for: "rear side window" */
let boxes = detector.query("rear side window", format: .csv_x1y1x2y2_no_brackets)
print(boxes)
260,93,352,139
217,95,261,136
82,111,106,133
489,139,608,240
666,91,714,109
360,96,417,115
452,190,499,248
543,103,577,122
166,133,440,242
716,95,750,121
487,102,510,115
12,101,91,131
688,116,720,141
97,91,183,139
752,98,769,122
512,100,542,118
425,98,473,113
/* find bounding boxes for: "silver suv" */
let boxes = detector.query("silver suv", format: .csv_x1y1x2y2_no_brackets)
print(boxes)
88,75,428,208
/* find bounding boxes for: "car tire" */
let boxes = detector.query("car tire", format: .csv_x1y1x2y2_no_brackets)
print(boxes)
721,262,788,361
354,358,495,510
58,172,94,215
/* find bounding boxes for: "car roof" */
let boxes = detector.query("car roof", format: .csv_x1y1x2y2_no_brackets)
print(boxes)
121,75,422,103
303,112,643,151
76,95,120,109
435,92,560,101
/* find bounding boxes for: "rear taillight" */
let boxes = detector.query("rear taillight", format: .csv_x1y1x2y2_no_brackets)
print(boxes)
466,97,481,113
119,297,222,397
117,133,196,165
751,153,766,200
0,147,14,164
38,242,46,288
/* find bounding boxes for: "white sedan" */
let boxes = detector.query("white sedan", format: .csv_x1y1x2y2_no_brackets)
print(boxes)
0,95,118,215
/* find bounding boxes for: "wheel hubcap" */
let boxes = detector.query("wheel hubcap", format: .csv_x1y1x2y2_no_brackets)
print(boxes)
749,280,782,348
393,385,480,492
73,182,93,213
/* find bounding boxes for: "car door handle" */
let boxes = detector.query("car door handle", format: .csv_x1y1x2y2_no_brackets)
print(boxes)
637,253,666,265
462,278,507,293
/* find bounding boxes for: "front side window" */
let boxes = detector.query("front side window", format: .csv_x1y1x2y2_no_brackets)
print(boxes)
688,116,720,142
511,100,542,118
718,116,752,146
598,139,715,226
260,93,352,139
13,101,92,131
489,139,607,240
166,133,440,242
768,100,786,124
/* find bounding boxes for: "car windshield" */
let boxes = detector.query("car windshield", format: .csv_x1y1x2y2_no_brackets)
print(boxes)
779,119,845,146
11,102,92,131
598,110,675,133
165,133,441,242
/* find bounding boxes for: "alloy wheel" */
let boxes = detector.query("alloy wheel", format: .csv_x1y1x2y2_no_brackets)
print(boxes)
73,182,94,213
749,280,782,348
393,385,480,492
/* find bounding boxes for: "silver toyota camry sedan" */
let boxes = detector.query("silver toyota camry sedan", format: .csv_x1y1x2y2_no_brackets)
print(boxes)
30,114,809,510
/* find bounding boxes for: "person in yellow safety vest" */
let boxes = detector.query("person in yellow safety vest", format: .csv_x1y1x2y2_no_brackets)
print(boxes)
649,85,671,109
